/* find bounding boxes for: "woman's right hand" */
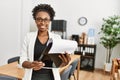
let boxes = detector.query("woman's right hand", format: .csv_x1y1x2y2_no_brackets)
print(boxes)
22,61,45,71
31,61,45,71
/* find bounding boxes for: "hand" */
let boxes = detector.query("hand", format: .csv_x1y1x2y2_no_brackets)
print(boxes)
31,61,45,71
59,52,71,67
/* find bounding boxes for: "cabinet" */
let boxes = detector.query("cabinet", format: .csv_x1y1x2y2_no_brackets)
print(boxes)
75,44,96,71
51,20,67,39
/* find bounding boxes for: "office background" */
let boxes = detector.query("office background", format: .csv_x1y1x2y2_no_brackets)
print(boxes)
0,0,120,70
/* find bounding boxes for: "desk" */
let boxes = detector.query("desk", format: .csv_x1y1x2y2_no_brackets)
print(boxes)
0,55,80,80
0,62,24,80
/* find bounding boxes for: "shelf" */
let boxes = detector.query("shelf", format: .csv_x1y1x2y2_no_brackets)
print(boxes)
75,44,96,71
81,55,94,58
74,51,95,57
78,44,96,47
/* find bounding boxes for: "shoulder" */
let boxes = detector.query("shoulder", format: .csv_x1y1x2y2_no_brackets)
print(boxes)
24,31,37,41
26,31,37,37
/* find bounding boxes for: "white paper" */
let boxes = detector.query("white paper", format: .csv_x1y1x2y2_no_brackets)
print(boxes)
49,39,78,54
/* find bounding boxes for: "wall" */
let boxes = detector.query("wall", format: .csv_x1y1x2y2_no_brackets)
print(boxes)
0,0,22,65
30,0,120,69
0,0,119,69
0,0,31,65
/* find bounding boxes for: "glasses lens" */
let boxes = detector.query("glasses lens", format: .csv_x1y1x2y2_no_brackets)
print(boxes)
36,18,50,23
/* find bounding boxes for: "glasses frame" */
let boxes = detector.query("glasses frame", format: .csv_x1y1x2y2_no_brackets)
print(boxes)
35,17,50,23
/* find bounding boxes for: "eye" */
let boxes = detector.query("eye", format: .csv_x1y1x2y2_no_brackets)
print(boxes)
35,17,50,23
36,18,42,21
44,18,50,22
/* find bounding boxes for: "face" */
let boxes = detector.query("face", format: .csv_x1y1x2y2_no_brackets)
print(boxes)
35,11,50,32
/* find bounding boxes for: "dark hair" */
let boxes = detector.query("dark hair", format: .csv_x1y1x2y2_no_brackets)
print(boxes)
32,4,55,21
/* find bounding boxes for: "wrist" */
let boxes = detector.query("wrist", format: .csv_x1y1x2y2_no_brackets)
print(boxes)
28,62,32,68
22,61,32,68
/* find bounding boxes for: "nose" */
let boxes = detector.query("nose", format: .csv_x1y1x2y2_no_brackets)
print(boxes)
40,20,45,24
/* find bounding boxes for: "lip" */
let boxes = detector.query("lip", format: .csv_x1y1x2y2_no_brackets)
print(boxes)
39,27,45,30
40,26,46,28
38,26,46,31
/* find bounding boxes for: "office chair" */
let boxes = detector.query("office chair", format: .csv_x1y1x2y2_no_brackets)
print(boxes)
69,58,79,80
0,76,17,80
60,65,72,80
8,56,20,64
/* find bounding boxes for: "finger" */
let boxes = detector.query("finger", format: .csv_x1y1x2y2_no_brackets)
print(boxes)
31,61,38,67
33,66,38,70
32,61,43,68
65,53,71,61
61,54,67,63
33,63,44,70
64,52,71,61
59,55,64,62
42,63,45,66
32,61,39,65
38,62,45,67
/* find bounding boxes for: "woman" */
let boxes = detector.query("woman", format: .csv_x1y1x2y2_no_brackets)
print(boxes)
20,4,70,80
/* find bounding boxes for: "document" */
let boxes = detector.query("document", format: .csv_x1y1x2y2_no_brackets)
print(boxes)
38,38,78,65
49,39,78,54
38,39,78,80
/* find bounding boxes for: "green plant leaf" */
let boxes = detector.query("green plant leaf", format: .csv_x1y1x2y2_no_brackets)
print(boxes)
99,15,120,49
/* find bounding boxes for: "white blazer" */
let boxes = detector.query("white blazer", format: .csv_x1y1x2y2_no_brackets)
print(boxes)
20,31,61,80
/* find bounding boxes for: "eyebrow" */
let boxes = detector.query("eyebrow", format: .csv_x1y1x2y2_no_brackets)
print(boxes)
36,17,50,19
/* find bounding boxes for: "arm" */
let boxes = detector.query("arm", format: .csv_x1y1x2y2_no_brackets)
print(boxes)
19,33,45,70
22,61,45,70
19,33,29,68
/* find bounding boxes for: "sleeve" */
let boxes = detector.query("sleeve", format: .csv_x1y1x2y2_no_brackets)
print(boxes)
19,33,29,67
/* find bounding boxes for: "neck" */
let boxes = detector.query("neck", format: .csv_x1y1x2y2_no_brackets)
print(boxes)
38,31,48,37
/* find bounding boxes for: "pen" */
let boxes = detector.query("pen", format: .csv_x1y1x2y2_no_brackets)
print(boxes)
42,67,53,69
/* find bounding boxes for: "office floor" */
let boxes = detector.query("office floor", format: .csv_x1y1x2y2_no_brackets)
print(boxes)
71,69,111,80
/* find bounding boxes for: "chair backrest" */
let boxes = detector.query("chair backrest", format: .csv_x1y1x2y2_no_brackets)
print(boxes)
69,59,79,78
0,76,17,80
60,65,72,80
8,56,20,64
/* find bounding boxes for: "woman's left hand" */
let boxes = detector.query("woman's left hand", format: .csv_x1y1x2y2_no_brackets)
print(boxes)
59,52,71,67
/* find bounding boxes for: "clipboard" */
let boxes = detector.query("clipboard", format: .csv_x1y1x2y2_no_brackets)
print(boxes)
38,38,53,61
38,38,62,67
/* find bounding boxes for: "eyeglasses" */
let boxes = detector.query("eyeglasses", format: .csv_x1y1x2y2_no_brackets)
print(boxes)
36,17,50,23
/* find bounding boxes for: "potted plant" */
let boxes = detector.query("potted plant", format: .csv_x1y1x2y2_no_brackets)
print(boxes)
99,15,120,63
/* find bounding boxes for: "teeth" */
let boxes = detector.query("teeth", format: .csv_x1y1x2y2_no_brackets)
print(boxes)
41,26,45,28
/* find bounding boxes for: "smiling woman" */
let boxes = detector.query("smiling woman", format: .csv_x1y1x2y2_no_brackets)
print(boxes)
20,4,71,80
